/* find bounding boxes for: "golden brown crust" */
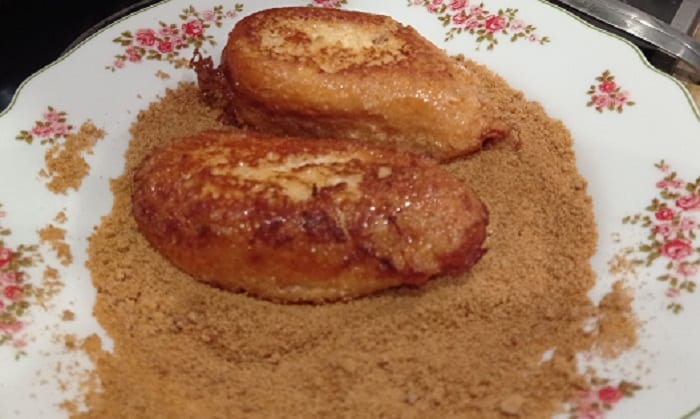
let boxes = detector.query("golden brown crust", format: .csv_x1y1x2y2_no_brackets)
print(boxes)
131,130,488,302
201,7,508,161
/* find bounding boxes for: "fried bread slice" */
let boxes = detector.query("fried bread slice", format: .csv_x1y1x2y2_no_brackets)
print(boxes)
132,130,488,302
196,7,508,161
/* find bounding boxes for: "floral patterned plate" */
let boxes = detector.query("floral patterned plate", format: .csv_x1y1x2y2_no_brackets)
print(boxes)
0,0,699,418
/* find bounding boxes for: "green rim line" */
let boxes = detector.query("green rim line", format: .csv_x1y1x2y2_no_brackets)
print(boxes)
680,403,700,419
2,0,699,123
538,0,700,122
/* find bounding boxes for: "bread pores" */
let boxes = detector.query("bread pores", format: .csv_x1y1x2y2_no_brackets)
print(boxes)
195,7,508,162
131,130,488,302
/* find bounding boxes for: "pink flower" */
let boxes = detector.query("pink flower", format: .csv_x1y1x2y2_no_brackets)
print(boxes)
598,385,623,404
170,35,186,48
680,217,698,231
0,248,12,269
43,110,61,122
656,179,683,189
201,9,216,22
157,40,174,53
12,338,27,348
528,34,539,42
135,28,156,47
427,4,439,13
655,207,675,221
576,389,597,405
0,270,18,284
678,263,698,277
449,0,467,10
465,17,480,30
469,5,484,16
592,94,611,109
666,287,681,299
125,46,141,63
50,122,69,136
677,194,700,210
0,300,3,310
31,123,54,138
114,58,125,69
3,285,23,301
226,10,237,18
509,19,525,33
484,15,507,33
576,410,604,419
598,80,617,93
432,0,443,4
453,13,467,24
653,223,675,239
660,238,694,260
612,90,630,108
159,26,174,37
0,321,22,333
182,19,204,37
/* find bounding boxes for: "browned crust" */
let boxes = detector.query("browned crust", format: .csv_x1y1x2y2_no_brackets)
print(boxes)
132,130,488,302
195,7,509,161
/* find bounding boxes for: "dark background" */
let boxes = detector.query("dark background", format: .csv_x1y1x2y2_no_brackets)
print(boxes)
0,0,683,112
0,0,154,111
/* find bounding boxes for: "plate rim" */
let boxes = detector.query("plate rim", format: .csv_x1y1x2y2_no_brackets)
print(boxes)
0,0,698,122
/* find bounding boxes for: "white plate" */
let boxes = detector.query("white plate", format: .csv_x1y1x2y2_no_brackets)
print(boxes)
1,0,699,418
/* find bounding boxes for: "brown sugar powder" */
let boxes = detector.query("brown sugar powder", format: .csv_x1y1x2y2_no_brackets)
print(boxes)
41,121,104,194
78,62,634,418
38,224,72,266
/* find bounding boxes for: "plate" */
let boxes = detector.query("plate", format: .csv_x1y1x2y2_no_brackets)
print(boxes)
0,0,699,418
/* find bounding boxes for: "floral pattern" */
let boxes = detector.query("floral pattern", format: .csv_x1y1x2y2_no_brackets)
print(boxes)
107,4,244,71
309,0,347,7
0,204,44,359
407,0,550,48
569,380,641,419
621,161,700,313
15,107,74,145
586,70,635,113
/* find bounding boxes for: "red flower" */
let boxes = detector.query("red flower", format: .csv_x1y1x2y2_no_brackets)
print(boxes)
597,385,623,404
655,207,674,221
31,124,54,138
449,0,466,10
676,194,700,210
484,15,507,33
3,285,23,301
0,248,12,269
660,239,694,261
157,40,174,53
125,46,141,63
182,19,204,37
135,28,156,46
598,80,617,93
